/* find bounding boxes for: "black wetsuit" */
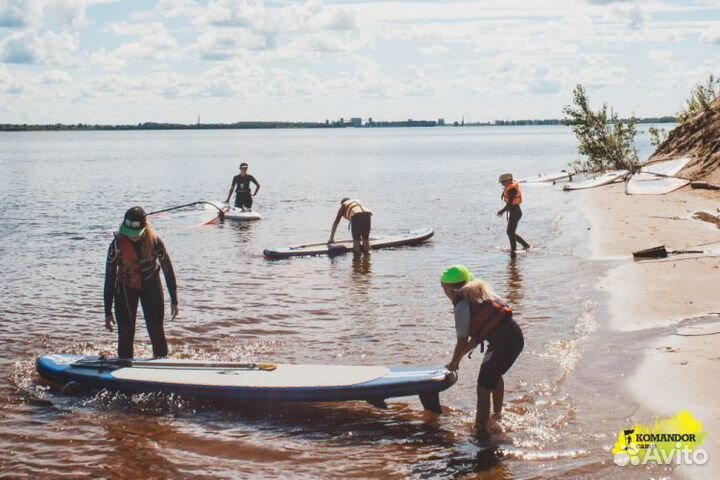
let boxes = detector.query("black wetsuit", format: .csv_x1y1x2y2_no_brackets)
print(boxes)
232,174,259,209
500,189,529,252
104,236,177,359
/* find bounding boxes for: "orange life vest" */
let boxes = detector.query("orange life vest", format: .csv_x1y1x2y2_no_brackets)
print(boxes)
467,296,513,343
502,182,522,206
116,235,142,290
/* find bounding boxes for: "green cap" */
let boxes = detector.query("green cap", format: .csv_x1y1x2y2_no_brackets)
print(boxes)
440,265,474,285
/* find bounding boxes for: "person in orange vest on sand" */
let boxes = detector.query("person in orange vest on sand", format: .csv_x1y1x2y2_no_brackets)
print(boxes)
441,265,524,440
328,198,372,255
104,206,179,359
497,173,530,256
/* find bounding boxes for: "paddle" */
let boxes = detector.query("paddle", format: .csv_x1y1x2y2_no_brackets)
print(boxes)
148,201,225,222
72,358,277,371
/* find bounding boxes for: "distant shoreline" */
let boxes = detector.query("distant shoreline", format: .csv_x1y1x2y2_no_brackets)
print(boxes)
0,117,677,132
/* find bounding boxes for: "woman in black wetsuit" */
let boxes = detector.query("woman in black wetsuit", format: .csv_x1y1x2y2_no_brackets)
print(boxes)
497,173,530,257
441,265,524,440
104,206,179,359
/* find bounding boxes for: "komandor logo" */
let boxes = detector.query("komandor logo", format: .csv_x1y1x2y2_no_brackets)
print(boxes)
612,411,707,466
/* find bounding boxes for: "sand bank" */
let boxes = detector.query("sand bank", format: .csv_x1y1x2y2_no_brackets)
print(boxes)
582,184,720,478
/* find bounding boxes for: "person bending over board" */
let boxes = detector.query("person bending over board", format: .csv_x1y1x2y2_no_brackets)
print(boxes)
329,198,372,255
497,173,530,257
441,265,524,440
224,162,260,212
104,206,179,359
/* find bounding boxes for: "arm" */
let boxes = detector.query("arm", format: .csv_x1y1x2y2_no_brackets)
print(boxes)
156,238,179,319
446,300,475,370
497,188,516,216
328,206,344,243
251,176,260,196
103,240,118,331
224,178,236,203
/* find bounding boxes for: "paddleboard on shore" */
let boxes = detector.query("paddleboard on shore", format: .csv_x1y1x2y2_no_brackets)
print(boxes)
563,170,629,191
263,227,434,259
36,354,456,413
641,157,692,177
625,173,690,195
204,201,261,221
517,171,573,183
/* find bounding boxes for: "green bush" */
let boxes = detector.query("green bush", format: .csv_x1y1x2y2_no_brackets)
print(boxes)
563,84,639,172
677,74,720,124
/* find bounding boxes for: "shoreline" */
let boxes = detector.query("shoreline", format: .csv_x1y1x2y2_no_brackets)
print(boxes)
580,183,720,478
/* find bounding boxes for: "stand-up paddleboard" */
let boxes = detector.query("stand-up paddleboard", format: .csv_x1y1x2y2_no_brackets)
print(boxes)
36,354,457,413
204,201,261,221
625,173,690,195
641,156,692,177
517,171,573,183
264,227,434,259
563,170,629,191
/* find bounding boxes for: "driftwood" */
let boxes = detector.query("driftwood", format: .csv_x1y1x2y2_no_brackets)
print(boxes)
690,181,720,190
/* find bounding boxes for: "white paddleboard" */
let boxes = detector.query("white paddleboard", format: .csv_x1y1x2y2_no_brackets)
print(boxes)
563,170,629,191
204,201,261,221
641,157,692,177
518,171,573,183
625,173,690,195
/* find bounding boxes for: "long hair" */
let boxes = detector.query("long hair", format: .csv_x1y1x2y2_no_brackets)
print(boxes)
138,220,158,258
457,279,497,304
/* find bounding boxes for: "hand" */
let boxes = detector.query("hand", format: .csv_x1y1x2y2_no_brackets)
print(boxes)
328,238,334,244
171,304,179,320
445,360,460,372
496,210,503,217
224,198,230,204
105,314,115,332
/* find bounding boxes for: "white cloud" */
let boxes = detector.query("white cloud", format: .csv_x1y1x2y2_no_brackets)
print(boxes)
193,30,267,60
41,69,72,83
419,44,448,56
0,30,79,65
700,23,720,44
107,21,166,37
112,27,178,61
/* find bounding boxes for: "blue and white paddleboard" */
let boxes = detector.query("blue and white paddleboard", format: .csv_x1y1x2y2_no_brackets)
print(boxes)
36,354,456,413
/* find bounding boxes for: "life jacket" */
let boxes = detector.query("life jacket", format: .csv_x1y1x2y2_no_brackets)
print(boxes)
462,296,513,343
116,235,142,290
342,199,371,221
502,182,522,206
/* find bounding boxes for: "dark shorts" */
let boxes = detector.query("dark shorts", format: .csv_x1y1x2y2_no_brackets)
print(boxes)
235,191,252,209
477,318,524,390
350,212,371,241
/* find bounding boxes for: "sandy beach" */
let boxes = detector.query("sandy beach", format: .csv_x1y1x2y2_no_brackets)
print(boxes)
582,184,720,478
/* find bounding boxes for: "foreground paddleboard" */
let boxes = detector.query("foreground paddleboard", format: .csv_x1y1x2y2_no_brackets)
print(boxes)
625,173,690,195
36,354,456,413
264,227,434,259
563,170,629,191
204,201,261,221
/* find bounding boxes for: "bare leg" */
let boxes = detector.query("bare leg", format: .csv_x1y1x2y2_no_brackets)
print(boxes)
352,239,361,255
492,376,504,417
362,237,370,254
475,385,492,440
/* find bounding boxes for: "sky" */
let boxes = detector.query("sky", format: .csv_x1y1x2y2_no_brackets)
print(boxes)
1,0,720,124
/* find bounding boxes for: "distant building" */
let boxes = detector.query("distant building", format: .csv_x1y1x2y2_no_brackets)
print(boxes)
350,117,362,127
437,118,445,126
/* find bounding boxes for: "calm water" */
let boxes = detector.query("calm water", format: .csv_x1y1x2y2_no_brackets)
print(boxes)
1,126,664,478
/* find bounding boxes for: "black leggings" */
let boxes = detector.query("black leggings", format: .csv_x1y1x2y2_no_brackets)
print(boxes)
507,206,529,252
114,277,168,359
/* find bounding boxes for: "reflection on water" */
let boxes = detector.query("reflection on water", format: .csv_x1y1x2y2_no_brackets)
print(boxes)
0,127,658,478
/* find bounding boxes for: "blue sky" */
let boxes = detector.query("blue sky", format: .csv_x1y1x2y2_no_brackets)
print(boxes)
1,0,720,124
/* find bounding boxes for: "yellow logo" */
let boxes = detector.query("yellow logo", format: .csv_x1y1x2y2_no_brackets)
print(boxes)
612,411,707,466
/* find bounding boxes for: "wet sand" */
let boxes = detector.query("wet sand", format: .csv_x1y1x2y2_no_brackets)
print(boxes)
582,184,720,478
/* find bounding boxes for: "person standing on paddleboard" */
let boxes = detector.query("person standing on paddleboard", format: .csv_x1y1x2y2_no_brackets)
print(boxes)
329,198,372,255
497,173,530,257
104,206,179,359
441,265,524,440
224,162,260,212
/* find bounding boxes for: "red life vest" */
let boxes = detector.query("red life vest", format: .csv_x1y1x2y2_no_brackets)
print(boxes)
502,182,522,206
467,296,512,343
116,235,142,290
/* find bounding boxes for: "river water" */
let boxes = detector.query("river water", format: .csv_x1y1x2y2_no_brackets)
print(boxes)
0,126,665,478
